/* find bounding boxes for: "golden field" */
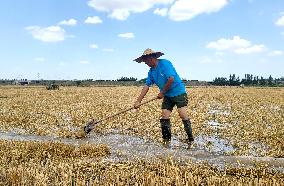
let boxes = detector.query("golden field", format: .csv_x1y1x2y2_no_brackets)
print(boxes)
0,86,283,185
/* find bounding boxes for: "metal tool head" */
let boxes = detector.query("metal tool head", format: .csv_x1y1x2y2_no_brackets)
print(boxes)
84,118,95,134
75,118,95,138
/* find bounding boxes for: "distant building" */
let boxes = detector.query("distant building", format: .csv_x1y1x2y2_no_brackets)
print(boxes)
14,79,30,85
278,80,284,85
183,80,209,86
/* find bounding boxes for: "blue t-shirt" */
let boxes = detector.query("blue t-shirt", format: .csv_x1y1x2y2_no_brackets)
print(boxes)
145,59,186,97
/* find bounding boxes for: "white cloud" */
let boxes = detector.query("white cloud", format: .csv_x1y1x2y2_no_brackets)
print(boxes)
207,36,267,54
234,45,267,54
109,9,130,20
87,0,229,21
154,8,168,16
34,57,46,62
207,36,250,51
80,60,90,64
268,50,283,56
90,44,98,49
168,0,228,21
275,15,284,26
118,32,135,39
25,26,66,42
103,48,114,52
282,32,284,36
87,0,174,20
85,16,103,24
59,19,77,26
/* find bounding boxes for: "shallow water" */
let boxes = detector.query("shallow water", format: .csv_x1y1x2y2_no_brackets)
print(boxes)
207,120,231,130
193,135,235,154
0,131,283,173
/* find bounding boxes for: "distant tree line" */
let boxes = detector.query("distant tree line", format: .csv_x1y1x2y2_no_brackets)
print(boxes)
117,77,137,81
212,74,284,87
1,75,283,87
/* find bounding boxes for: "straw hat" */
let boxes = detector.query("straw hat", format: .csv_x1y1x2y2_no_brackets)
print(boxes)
134,48,164,63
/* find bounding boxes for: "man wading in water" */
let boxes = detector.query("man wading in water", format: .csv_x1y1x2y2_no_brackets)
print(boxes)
133,48,194,146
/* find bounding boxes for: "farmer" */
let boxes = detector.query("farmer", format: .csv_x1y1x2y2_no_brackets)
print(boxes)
133,48,194,144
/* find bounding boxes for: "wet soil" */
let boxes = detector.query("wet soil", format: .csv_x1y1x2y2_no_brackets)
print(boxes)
0,131,283,173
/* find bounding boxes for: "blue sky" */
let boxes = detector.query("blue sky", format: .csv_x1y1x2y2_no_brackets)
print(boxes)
0,0,283,81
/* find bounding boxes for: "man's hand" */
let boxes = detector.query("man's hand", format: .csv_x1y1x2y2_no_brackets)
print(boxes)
157,92,164,99
134,101,141,109
159,76,173,99
134,86,149,109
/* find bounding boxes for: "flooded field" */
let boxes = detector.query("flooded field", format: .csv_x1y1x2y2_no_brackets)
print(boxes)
0,86,283,185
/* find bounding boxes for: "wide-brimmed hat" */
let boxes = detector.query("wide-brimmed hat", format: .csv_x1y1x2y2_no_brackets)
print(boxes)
134,48,164,63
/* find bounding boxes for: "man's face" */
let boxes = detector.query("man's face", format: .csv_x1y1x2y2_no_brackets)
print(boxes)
143,57,154,67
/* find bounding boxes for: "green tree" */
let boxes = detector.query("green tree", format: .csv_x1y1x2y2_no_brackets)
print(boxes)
268,75,274,86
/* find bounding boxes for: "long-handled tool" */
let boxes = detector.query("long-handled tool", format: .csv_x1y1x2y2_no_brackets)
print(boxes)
75,97,158,138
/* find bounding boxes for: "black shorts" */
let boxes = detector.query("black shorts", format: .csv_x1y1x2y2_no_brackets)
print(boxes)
162,93,188,111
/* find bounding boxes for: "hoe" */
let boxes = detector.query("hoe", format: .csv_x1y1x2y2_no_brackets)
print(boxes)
75,97,158,138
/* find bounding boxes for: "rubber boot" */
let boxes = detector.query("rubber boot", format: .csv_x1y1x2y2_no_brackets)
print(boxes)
183,119,194,142
160,119,171,143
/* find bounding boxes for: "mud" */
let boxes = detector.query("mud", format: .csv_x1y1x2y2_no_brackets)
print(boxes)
0,131,283,173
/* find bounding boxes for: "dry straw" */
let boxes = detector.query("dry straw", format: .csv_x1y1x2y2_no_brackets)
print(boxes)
0,86,283,184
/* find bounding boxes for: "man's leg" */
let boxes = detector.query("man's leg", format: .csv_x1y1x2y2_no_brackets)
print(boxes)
160,109,172,143
161,109,171,119
178,106,194,142
160,96,174,143
177,106,188,120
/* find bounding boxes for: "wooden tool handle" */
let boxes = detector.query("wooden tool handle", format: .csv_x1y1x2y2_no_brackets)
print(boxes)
96,97,158,123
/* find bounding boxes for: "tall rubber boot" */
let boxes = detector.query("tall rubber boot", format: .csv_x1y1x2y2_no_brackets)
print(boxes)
183,119,194,142
160,119,171,142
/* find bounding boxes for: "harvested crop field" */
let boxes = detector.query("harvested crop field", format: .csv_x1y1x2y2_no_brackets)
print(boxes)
0,86,283,185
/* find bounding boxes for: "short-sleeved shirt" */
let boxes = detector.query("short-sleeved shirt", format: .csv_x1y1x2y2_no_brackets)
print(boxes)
145,59,186,97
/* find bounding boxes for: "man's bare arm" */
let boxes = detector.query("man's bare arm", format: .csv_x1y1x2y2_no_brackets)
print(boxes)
158,76,174,98
134,85,149,108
